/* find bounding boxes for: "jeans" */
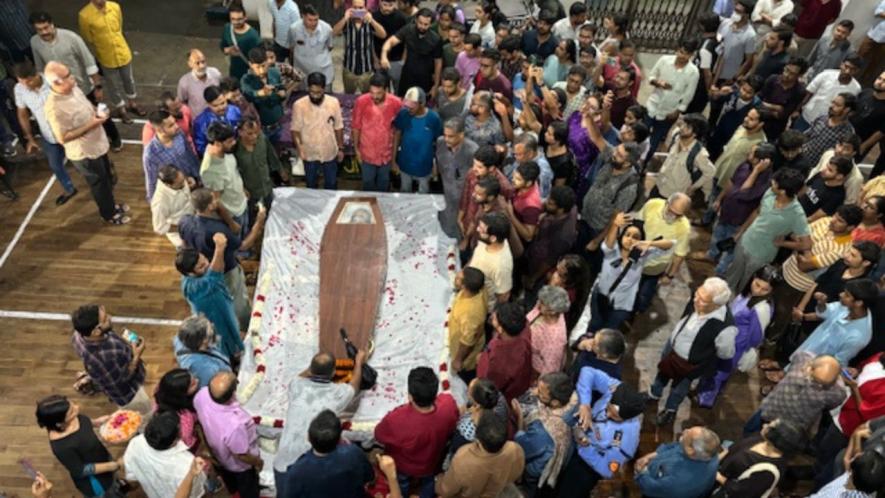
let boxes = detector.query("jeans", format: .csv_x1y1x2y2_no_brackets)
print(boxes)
650,371,693,412
707,221,739,275
40,138,75,192
588,289,633,333
634,273,662,313
743,409,767,436
396,473,435,498
304,160,338,189
645,116,675,164
361,162,390,192
399,171,430,193
700,182,722,226
71,154,118,220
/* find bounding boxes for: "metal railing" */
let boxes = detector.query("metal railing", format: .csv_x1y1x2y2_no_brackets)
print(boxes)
586,0,715,52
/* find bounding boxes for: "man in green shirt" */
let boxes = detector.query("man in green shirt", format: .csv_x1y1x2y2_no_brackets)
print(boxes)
725,167,811,292
220,2,262,80
240,48,286,142
234,118,285,218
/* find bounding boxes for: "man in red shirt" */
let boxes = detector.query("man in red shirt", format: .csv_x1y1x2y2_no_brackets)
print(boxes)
352,73,403,191
794,0,842,58
477,302,533,400
473,48,513,104
374,366,459,498
506,161,542,245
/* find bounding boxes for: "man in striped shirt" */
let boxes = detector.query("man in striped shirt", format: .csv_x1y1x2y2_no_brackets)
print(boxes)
333,0,388,94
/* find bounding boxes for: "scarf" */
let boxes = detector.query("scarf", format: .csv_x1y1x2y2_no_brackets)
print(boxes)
531,397,575,488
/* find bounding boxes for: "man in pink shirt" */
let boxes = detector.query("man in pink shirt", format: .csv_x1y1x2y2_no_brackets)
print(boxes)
352,72,403,191
193,371,262,498
455,34,483,89
141,91,193,145
374,366,459,498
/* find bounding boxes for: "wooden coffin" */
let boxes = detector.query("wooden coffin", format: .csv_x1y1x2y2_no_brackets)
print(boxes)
318,197,387,359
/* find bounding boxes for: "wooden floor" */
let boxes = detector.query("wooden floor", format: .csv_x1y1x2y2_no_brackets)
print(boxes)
0,148,772,497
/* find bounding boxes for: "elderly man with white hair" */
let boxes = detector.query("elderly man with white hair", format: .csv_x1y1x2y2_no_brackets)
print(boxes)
645,277,737,427
635,426,721,498
43,60,130,225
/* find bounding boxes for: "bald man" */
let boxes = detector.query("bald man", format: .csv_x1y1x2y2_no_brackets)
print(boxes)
193,371,262,498
44,61,129,224
274,350,365,495
634,193,692,313
177,49,222,116
744,352,846,435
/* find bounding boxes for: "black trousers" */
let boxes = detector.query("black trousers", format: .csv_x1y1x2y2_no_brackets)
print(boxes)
71,154,118,220
218,465,260,498
555,449,603,498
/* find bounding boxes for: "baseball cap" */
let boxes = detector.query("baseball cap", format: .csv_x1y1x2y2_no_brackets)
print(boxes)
403,86,426,109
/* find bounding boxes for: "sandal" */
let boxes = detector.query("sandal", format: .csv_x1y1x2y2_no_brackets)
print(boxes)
115,203,130,213
106,213,131,225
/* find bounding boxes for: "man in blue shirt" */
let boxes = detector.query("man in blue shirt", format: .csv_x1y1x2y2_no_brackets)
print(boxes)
276,409,374,498
634,426,721,498
193,85,242,156
794,278,877,366
173,314,233,387
556,365,644,497
393,86,442,193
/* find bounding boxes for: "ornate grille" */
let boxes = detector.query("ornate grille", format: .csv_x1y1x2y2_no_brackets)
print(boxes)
586,0,715,52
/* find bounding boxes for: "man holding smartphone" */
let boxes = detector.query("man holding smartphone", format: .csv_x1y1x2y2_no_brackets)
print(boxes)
333,0,388,94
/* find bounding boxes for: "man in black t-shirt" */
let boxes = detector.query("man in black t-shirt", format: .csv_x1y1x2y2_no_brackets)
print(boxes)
799,155,852,221
380,7,442,96
373,0,408,89
851,70,885,161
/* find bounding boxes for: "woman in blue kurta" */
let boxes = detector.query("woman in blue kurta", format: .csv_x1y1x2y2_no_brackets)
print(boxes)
176,233,244,362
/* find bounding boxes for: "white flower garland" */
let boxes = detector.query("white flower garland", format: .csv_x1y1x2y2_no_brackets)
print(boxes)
243,247,460,431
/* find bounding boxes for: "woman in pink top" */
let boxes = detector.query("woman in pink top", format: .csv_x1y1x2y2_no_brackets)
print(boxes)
527,285,571,379
154,369,200,451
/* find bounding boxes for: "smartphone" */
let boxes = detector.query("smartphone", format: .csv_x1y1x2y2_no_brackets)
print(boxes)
841,368,853,379
352,8,366,18
19,458,37,480
527,54,539,66
123,328,139,344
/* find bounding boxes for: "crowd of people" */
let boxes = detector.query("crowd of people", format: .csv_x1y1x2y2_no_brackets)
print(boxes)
2,0,885,496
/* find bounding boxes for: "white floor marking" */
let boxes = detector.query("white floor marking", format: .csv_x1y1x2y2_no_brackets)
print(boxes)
0,309,182,327
0,177,55,270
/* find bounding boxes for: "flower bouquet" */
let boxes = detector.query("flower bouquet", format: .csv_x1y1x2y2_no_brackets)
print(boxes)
99,410,142,444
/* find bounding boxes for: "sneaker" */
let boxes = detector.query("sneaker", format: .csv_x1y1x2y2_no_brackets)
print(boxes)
655,409,676,426
643,390,661,403
56,188,78,206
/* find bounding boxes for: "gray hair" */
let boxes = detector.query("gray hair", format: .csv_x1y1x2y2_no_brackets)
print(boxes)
538,285,570,314
689,427,721,461
178,314,212,351
702,277,732,306
514,132,538,152
595,328,626,361
444,116,465,133
667,191,690,206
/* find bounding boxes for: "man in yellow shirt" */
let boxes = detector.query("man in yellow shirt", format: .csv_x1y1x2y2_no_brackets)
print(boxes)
634,193,692,312
448,267,488,383
78,0,145,122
